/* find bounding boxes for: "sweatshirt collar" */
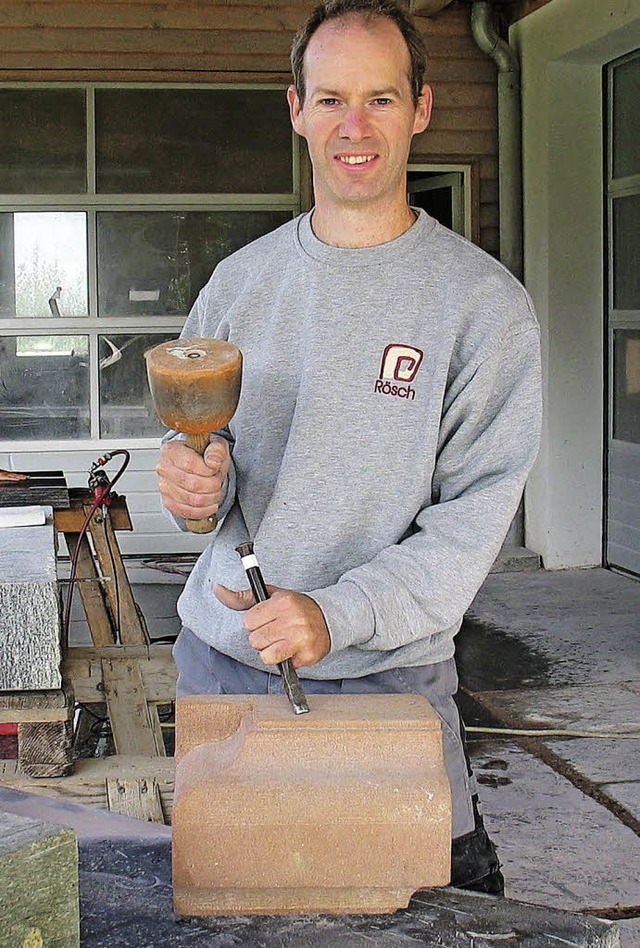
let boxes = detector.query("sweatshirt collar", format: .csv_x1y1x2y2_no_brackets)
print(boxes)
295,207,437,267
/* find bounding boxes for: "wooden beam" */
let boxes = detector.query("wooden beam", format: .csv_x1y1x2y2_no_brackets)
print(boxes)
63,645,177,704
101,659,165,756
106,776,165,823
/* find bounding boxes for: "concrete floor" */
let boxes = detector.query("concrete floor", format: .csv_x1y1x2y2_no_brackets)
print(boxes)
67,562,640,945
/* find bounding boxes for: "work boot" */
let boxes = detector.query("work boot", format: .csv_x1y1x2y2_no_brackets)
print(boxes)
450,795,505,896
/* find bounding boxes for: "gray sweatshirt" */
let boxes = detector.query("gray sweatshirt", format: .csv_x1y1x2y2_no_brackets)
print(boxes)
169,209,542,679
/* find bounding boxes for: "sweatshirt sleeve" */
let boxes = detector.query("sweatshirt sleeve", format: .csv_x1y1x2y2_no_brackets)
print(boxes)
309,322,542,655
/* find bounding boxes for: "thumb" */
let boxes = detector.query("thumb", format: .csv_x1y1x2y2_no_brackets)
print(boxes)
203,436,229,471
214,583,255,611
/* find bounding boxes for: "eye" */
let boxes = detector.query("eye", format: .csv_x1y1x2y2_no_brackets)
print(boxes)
373,97,392,106
319,97,340,107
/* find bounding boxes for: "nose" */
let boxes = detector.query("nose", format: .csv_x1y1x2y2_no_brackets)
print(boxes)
339,105,370,142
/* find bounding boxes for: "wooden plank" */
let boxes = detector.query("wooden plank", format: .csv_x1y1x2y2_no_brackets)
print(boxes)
106,776,165,823
63,534,116,647
429,107,496,131
54,491,132,533
0,0,474,34
0,26,293,54
413,128,497,156
101,658,163,756
0,756,176,821
0,688,71,724
85,504,149,645
63,645,177,704
0,3,308,32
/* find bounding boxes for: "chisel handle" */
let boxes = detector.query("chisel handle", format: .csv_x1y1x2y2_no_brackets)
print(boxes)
236,542,310,715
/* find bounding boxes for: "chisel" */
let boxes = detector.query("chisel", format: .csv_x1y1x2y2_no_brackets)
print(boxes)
236,542,310,715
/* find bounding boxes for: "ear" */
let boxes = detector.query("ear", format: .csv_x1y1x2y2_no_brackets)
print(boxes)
412,83,433,135
287,85,306,136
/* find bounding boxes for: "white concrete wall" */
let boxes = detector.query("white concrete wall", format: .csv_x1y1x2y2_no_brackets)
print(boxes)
512,0,640,568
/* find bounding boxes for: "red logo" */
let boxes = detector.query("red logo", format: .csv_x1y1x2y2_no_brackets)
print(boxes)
374,344,423,400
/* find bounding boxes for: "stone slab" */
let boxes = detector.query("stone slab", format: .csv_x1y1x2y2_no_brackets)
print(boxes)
600,782,640,821
0,513,62,691
475,682,640,733
0,809,79,948
76,834,620,947
463,568,640,690
469,740,640,911
618,918,640,948
546,738,640,784
173,694,452,915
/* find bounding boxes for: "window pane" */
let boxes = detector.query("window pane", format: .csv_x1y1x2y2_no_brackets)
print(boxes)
613,194,640,310
0,212,88,319
97,210,290,317
95,89,293,194
613,330,640,444
99,333,175,438
0,89,86,194
612,55,640,180
0,335,90,439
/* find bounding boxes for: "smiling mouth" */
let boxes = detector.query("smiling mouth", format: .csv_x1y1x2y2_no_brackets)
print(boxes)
337,155,377,165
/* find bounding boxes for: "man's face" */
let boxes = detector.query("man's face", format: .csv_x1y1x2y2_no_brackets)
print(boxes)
287,15,432,218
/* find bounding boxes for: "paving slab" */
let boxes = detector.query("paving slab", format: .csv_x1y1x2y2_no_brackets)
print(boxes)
461,569,640,690
546,739,640,784
618,918,640,948
599,782,640,822
469,740,640,912
475,683,640,733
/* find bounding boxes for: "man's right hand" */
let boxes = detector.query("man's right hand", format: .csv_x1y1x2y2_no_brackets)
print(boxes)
156,435,230,523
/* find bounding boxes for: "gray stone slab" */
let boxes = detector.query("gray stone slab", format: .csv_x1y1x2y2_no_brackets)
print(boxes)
77,835,620,947
463,569,640,689
600,782,640,821
546,739,640,784
0,513,62,691
476,683,640,733
618,918,640,948
469,740,640,911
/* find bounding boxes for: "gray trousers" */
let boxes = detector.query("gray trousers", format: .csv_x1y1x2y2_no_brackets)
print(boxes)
173,626,477,839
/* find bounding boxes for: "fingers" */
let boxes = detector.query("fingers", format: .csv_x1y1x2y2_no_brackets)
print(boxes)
242,589,331,669
215,584,331,669
156,437,229,521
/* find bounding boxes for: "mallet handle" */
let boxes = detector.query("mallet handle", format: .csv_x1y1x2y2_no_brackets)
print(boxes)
185,432,217,534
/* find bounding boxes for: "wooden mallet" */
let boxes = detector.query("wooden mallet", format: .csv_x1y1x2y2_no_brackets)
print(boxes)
145,337,243,534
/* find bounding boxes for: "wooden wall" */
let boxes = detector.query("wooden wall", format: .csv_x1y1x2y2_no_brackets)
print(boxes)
0,0,499,253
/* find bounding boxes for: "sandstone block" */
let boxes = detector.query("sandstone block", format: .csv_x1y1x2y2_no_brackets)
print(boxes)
173,694,452,916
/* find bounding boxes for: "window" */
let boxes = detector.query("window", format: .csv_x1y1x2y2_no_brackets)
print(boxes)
0,84,300,443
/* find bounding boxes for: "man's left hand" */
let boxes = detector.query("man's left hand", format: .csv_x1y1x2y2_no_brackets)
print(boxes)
214,584,331,669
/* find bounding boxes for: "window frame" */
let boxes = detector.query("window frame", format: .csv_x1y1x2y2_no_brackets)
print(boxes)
0,81,302,450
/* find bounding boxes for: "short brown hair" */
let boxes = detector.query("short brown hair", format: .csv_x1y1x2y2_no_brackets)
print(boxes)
290,0,428,107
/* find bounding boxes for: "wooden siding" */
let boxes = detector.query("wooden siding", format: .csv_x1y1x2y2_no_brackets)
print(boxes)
0,0,499,255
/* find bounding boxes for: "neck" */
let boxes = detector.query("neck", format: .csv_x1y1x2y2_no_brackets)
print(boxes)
311,202,417,248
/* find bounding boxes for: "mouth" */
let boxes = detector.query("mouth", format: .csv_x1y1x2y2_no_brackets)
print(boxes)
336,154,378,167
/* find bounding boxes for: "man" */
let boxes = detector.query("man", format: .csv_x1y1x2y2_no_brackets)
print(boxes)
157,0,542,895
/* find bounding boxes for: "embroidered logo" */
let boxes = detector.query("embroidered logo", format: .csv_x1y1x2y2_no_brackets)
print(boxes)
374,344,423,400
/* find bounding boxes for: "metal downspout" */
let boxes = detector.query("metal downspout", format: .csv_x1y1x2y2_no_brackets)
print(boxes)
471,0,523,283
